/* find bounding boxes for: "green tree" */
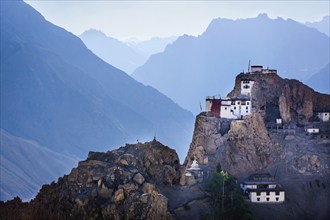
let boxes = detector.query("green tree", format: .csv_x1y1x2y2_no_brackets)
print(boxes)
206,171,253,220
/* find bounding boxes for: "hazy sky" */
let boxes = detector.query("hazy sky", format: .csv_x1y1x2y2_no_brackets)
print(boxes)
25,0,329,41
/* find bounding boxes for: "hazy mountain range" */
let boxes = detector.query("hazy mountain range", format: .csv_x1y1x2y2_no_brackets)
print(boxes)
307,63,330,94
305,16,330,36
79,30,177,74
132,14,330,113
0,0,193,201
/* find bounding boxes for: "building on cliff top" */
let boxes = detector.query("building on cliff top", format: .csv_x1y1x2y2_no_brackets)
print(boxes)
205,65,278,119
240,173,285,203
206,95,252,119
250,65,277,75
206,75,255,119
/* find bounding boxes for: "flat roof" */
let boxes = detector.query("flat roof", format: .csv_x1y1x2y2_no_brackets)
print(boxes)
247,188,284,193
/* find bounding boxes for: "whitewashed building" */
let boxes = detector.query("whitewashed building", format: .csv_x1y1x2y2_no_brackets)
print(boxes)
241,79,255,96
317,112,330,122
220,96,252,119
240,174,285,203
206,96,252,119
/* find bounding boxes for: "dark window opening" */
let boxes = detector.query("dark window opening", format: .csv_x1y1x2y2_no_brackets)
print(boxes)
275,191,280,196
257,198,260,201
276,198,279,201
266,198,270,201
266,192,270,196
256,192,261,196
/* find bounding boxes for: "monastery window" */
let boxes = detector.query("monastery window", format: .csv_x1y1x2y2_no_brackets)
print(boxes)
257,198,260,201
237,102,240,105
234,107,236,110
231,101,235,105
247,102,249,105
276,198,279,201
246,111,248,113
256,192,261,196
266,198,270,202
246,106,248,109
275,191,280,196
266,192,270,196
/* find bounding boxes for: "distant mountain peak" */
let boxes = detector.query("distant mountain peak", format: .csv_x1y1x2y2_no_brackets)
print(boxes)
257,13,270,19
80,29,107,38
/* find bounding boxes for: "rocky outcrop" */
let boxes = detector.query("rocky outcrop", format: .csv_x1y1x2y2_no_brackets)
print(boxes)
181,112,275,183
0,140,178,220
228,73,330,124
225,113,274,175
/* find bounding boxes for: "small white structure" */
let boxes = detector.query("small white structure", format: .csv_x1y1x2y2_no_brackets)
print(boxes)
276,118,282,125
185,159,203,184
241,79,255,96
240,174,285,203
250,65,263,73
317,112,330,122
306,128,320,134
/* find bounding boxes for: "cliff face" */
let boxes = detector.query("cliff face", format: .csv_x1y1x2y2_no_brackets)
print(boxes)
228,73,330,124
0,141,178,220
181,112,275,184
180,72,330,219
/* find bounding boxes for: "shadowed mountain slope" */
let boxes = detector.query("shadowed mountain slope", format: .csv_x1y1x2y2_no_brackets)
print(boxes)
0,0,194,200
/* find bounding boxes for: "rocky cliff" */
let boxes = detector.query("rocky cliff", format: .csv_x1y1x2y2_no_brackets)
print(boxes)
180,112,275,185
0,140,179,220
180,72,330,219
228,73,330,124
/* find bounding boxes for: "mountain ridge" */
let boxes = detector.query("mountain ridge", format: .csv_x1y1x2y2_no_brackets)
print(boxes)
132,13,329,114
0,0,194,201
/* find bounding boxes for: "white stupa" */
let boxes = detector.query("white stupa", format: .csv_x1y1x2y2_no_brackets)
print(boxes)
187,159,201,171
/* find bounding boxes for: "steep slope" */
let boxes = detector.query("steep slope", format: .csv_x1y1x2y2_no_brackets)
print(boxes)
306,63,330,94
79,29,146,74
0,129,77,202
132,14,330,114
0,0,194,200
